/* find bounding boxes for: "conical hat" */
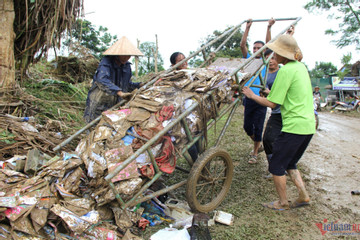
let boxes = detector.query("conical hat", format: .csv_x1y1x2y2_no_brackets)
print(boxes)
103,36,144,56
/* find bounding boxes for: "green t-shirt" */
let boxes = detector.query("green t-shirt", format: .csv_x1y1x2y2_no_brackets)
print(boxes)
267,61,315,135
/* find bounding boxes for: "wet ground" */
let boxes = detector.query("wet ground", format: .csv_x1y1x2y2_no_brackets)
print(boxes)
143,109,360,239
303,111,360,215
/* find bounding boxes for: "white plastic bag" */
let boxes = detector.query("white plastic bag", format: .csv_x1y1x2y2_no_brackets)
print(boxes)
150,227,190,240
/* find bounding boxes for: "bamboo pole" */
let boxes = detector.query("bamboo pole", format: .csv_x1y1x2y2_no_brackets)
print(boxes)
154,34,158,73
135,39,139,78
229,17,302,77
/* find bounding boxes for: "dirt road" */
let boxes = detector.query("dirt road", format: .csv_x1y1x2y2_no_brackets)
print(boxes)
302,112,360,215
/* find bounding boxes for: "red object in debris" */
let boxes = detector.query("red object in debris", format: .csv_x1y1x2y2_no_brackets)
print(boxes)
155,136,176,174
156,105,174,122
138,218,150,230
154,78,163,86
139,164,155,179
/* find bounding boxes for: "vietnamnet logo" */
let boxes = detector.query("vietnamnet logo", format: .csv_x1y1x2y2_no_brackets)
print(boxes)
316,219,360,236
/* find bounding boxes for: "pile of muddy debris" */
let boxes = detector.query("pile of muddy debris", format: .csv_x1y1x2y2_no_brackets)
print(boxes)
0,67,239,239
0,115,74,160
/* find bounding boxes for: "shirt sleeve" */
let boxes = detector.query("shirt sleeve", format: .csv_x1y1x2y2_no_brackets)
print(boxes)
267,68,290,105
94,64,122,96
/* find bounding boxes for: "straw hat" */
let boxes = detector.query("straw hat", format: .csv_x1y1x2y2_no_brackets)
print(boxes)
266,35,301,61
103,36,144,56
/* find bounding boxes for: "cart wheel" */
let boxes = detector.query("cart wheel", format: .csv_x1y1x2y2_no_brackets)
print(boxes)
186,147,233,213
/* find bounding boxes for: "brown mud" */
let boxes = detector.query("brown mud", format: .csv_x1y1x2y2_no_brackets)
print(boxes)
303,112,360,215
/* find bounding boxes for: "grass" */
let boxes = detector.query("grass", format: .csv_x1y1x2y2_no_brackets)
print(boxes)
10,61,360,239
141,104,360,240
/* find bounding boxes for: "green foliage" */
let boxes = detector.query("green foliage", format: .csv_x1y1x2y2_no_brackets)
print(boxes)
304,0,360,50
23,76,88,129
188,27,244,67
337,53,353,79
65,19,117,59
310,61,338,78
137,42,165,75
0,130,16,144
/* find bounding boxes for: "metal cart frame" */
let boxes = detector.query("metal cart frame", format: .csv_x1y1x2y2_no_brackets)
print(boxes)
54,17,302,213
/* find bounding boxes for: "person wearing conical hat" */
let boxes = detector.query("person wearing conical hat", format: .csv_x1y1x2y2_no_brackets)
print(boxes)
84,36,144,123
242,34,315,211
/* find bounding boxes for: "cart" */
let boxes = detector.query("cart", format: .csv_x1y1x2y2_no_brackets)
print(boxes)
54,17,301,213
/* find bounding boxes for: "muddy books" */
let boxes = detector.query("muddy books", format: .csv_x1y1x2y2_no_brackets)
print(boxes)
0,67,237,239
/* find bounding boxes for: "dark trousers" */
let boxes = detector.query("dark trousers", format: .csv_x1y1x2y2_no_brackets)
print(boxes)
243,97,267,142
269,132,313,176
263,113,282,162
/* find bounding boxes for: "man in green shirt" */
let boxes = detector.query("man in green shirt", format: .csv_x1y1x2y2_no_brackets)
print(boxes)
242,35,315,210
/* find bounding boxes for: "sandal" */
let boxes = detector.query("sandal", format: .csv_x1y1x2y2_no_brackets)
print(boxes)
289,200,310,208
249,145,264,156
262,201,290,211
248,155,257,164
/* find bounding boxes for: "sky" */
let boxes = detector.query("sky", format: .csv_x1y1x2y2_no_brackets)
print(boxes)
83,0,360,70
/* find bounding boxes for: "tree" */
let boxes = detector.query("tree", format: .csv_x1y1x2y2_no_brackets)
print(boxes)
65,19,118,59
310,61,338,78
188,26,245,67
337,53,353,79
304,0,360,50
0,0,82,88
0,0,15,88
137,42,164,76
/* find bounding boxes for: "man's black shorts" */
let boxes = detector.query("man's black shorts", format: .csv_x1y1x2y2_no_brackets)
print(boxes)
269,132,313,176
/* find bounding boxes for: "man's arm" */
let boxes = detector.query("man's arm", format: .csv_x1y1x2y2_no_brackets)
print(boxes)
240,19,252,58
242,86,277,108
266,18,275,43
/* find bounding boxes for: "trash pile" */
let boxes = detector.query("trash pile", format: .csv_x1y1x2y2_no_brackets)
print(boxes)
0,114,73,160
0,67,238,239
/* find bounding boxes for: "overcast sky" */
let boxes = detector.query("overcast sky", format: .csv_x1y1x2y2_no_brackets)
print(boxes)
83,0,360,70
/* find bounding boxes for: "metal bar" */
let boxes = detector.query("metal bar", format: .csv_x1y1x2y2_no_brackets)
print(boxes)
199,25,242,68
52,100,126,151
183,151,194,166
104,92,213,182
147,148,160,173
251,17,298,23
109,181,126,208
181,118,194,142
240,50,272,90
210,94,219,117
201,49,207,62
175,165,190,174
128,131,149,142
171,20,247,71
262,53,273,87
125,180,187,208
207,98,239,130
137,20,250,91
229,17,302,78
181,135,202,154
122,172,162,209
54,18,300,152
199,17,297,69
251,84,265,89
215,100,240,147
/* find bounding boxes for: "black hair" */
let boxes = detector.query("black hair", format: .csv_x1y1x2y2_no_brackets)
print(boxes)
254,40,265,46
170,52,184,65
264,49,273,57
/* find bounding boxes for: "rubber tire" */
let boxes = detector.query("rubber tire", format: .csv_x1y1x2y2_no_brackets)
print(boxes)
356,105,360,113
186,147,233,213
